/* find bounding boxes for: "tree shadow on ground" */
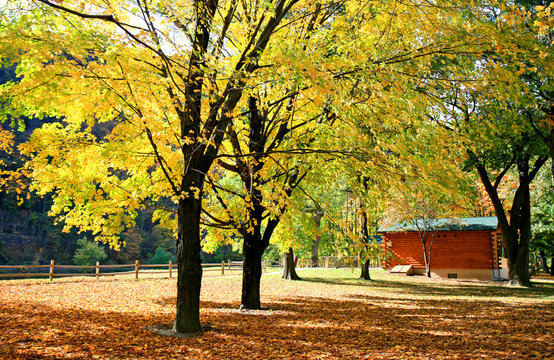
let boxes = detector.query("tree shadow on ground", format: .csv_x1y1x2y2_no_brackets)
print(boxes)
302,276,554,299
1,275,553,360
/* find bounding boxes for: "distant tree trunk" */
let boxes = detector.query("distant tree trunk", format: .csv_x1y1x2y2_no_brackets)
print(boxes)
420,232,434,278
551,256,554,276
282,247,301,280
359,205,371,280
539,250,549,273
311,210,323,267
360,259,371,280
422,240,431,278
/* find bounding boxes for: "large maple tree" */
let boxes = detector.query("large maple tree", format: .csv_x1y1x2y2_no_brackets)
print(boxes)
1,0,320,333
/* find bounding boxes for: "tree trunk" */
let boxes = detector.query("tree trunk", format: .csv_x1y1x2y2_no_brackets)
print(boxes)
539,250,549,273
508,172,533,286
551,256,554,276
311,210,323,267
173,194,203,334
360,259,371,280
359,202,371,280
282,247,301,280
509,243,531,286
241,234,264,309
421,238,431,278
474,155,547,287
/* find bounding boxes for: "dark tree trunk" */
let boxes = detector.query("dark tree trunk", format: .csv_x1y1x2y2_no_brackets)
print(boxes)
311,210,323,267
282,247,301,280
241,233,265,309
173,189,203,334
474,154,547,287
235,95,303,310
509,178,532,285
360,259,371,280
240,218,282,309
551,256,554,276
539,250,549,273
359,203,371,280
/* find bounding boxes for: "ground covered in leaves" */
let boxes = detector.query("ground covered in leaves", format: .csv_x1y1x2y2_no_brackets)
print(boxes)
1,269,553,359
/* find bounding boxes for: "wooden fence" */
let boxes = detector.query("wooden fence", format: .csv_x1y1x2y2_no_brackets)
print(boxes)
0,256,379,281
294,256,381,269
0,260,281,281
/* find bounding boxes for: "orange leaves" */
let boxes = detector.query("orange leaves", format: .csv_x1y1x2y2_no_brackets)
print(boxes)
1,269,553,359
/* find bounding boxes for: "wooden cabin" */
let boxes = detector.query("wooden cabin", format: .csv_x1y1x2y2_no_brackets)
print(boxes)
379,217,507,281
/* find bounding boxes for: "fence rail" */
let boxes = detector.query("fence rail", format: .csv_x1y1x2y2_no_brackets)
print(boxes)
294,256,381,269
0,259,283,281
0,256,378,281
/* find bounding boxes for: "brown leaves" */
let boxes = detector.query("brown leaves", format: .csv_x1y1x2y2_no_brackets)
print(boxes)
0,270,553,359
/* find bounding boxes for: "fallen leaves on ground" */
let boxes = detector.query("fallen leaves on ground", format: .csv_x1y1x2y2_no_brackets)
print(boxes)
0,269,553,359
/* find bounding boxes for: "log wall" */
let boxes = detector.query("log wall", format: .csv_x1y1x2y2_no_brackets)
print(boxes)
382,230,498,270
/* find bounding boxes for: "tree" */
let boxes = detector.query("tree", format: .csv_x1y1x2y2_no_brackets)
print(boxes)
73,237,107,266
198,0,485,308
425,82,548,286
401,2,553,286
1,0,322,333
353,173,385,281
282,247,301,280
309,207,324,268
531,165,554,274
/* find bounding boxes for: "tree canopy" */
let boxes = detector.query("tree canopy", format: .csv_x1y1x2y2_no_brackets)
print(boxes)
1,0,553,334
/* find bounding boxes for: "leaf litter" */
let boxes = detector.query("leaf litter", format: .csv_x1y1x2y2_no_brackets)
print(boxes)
0,269,552,359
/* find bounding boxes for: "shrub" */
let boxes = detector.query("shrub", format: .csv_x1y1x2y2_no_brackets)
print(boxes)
73,238,108,266
148,246,176,264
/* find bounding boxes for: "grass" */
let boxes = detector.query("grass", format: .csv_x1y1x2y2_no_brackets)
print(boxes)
0,268,553,359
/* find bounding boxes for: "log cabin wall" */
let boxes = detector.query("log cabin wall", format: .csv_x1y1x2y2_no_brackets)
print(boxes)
382,230,500,280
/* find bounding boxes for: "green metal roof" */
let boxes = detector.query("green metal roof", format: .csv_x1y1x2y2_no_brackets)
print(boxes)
378,217,498,233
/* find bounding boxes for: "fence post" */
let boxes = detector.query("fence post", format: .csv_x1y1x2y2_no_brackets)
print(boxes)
135,260,140,280
228,259,231,270
96,262,100,280
49,260,55,281
221,261,225,275
169,261,173,279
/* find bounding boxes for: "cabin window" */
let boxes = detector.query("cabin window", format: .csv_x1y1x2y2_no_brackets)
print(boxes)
447,273,458,279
